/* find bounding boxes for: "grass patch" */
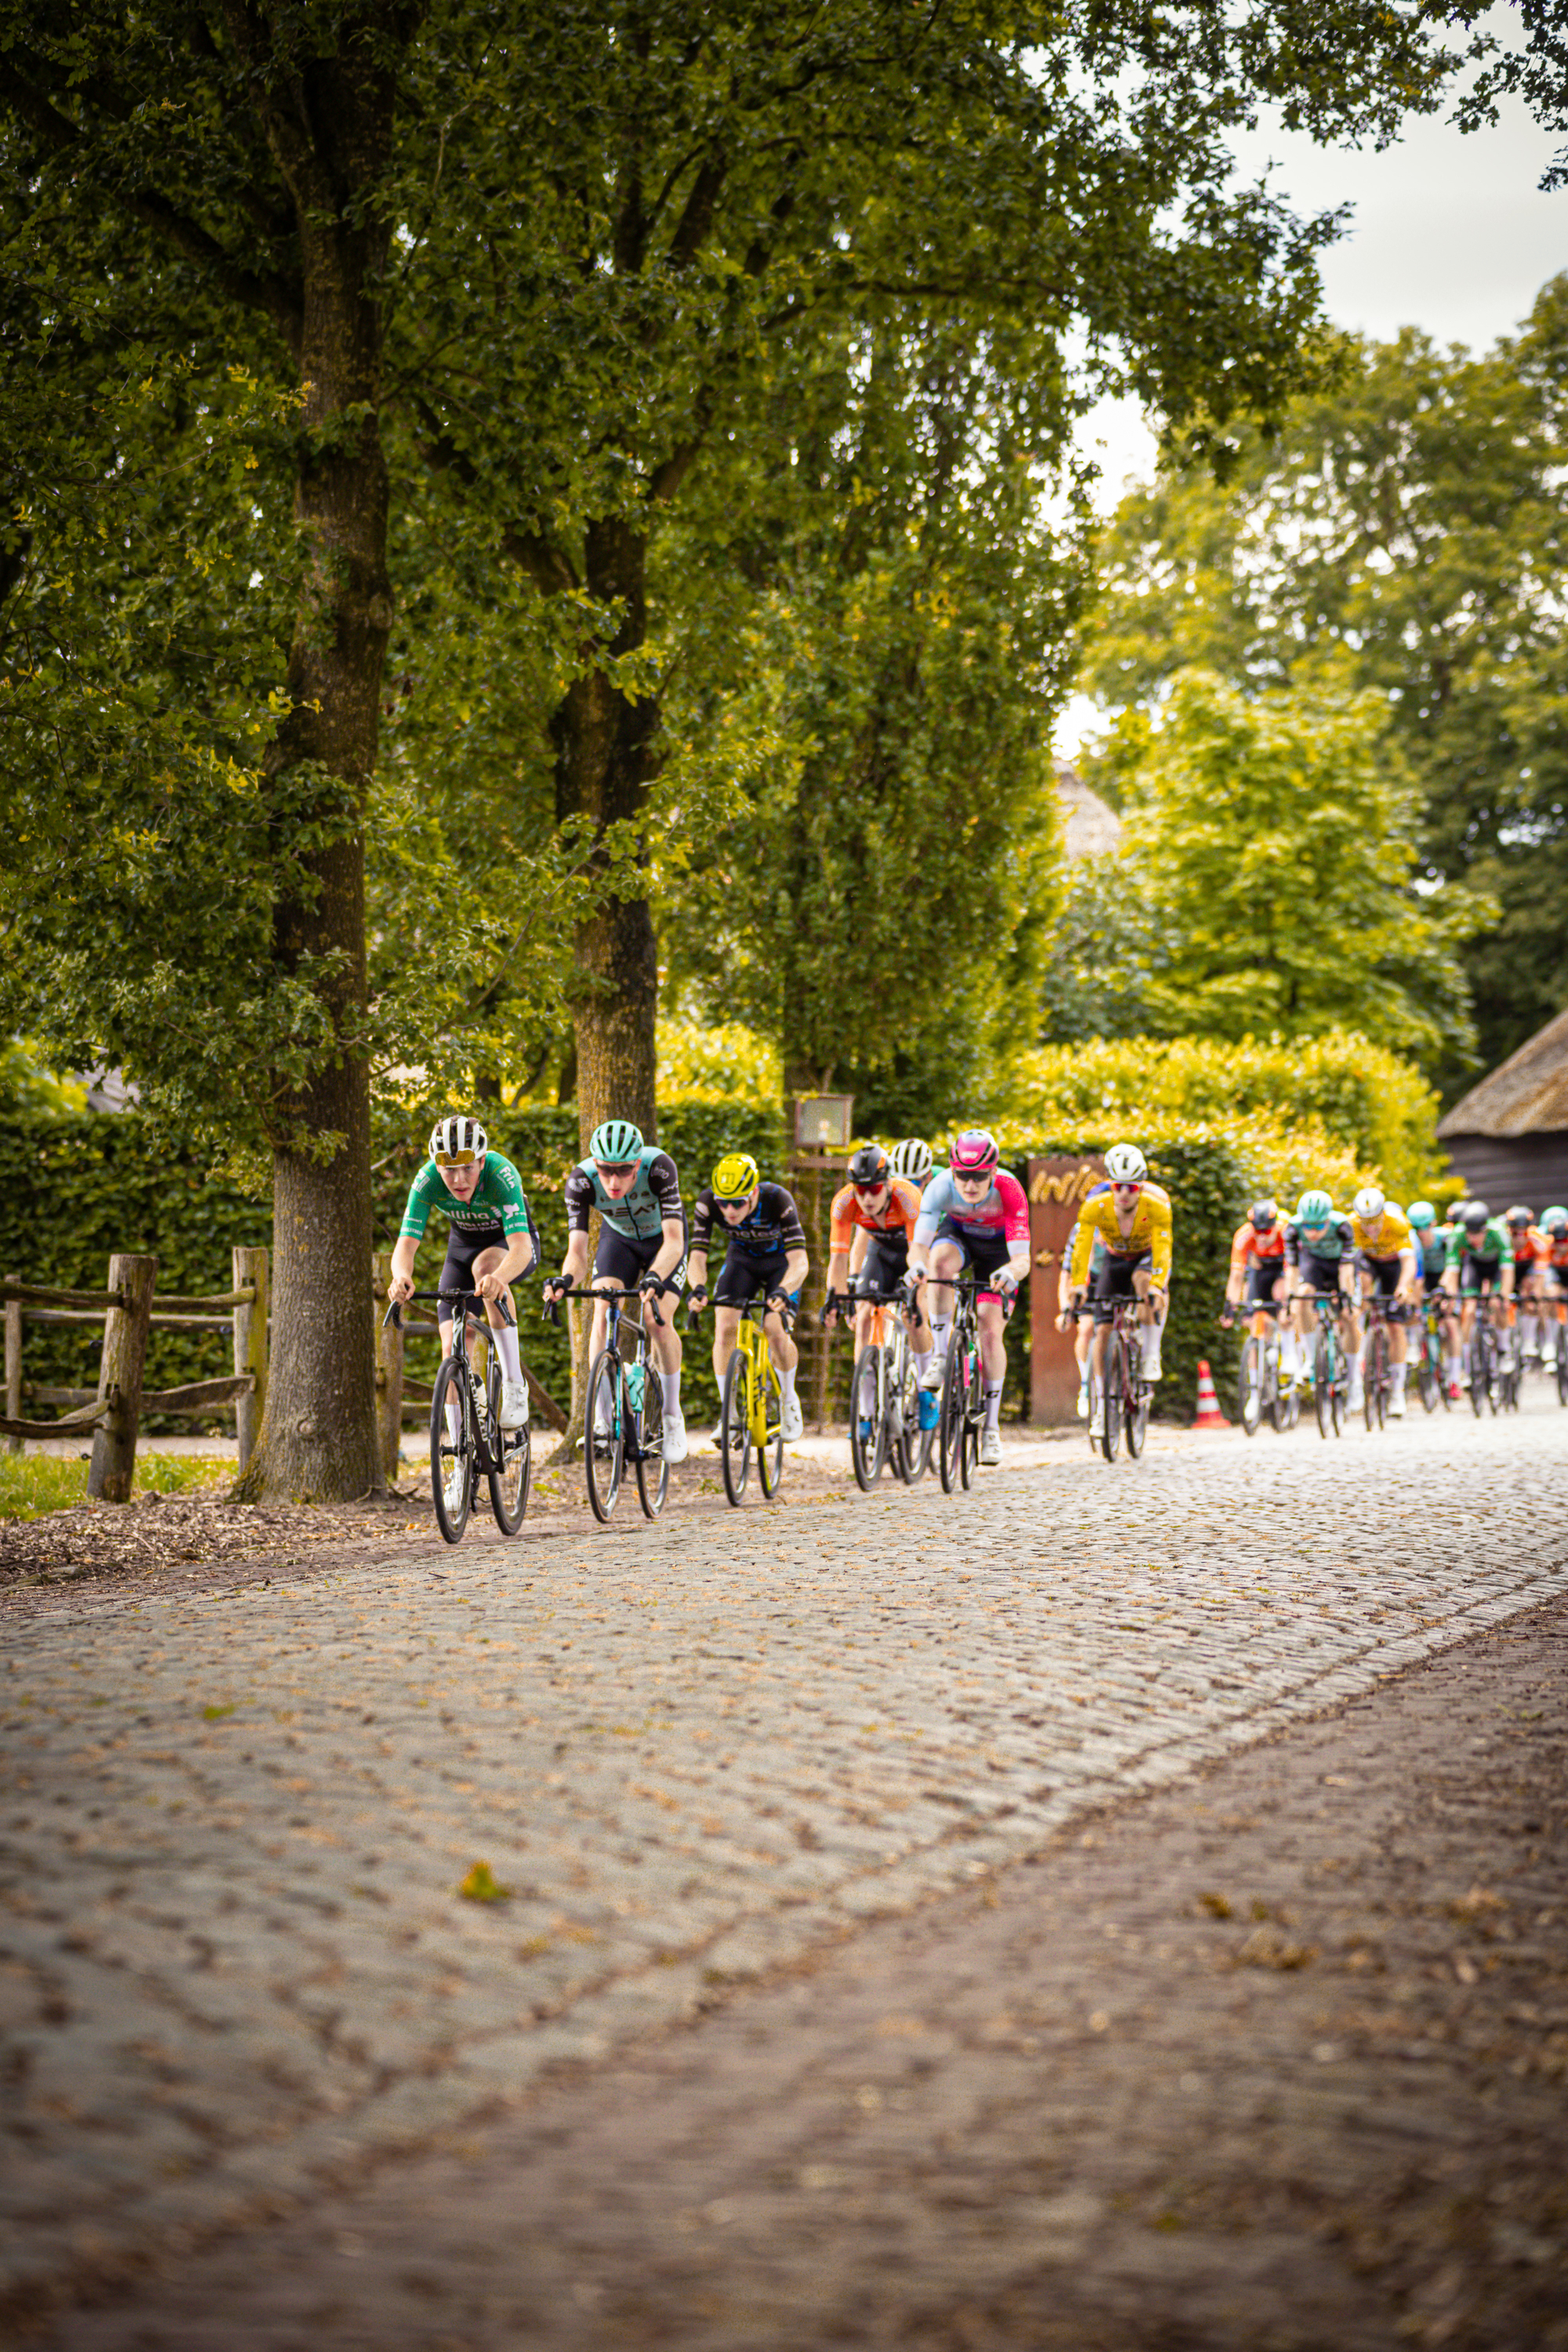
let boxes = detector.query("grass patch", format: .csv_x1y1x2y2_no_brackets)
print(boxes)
0,1452,230,1521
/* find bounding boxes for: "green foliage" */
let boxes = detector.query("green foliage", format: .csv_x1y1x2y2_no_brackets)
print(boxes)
1079,672,1482,1059
1003,1031,1442,1202
0,1451,227,1521
1080,288,1568,1085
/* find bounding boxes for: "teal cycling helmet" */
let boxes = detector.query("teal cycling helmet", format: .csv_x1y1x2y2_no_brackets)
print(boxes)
1296,1189,1334,1225
590,1118,644,1165
1407,1200,1436,1229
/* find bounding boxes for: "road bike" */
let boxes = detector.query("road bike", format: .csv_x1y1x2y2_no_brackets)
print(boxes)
547,1281,673,1523
1359,1291,1410,1430
830,1286,931,1490
1298,1292,1351,1439
1414,1290,1452,1414
1074,1295,1151,1463
689,1291,787,1507
1455,1288,1517,1417
1226,1298,1294,1435
934,1271,1012,1490
386,1287,531,1544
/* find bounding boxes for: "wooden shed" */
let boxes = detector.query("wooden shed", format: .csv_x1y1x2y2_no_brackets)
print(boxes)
1436,1007,1568,1210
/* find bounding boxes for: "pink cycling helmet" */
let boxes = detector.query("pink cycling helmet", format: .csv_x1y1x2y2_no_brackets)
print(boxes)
949,1128,1000,1176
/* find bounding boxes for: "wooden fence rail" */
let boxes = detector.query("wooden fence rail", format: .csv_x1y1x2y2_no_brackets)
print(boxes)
4,1245,566,1494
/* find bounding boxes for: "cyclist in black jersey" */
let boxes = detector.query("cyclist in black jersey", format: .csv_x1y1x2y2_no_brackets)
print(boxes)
686,1153,810,1443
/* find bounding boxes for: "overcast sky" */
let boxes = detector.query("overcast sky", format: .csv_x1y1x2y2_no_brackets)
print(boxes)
1059,11,1565,757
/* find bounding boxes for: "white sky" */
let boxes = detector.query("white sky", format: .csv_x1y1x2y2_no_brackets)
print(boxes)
1058,10,1566,759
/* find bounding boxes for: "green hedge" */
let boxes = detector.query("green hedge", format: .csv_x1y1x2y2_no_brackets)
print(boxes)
0,1101,787,1436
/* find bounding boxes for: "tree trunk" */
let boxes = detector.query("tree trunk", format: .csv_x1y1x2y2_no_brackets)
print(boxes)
230,21,402,1502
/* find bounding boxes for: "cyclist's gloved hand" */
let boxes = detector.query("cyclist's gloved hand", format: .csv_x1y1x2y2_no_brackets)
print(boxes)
637,1271,667,1296
898,1270,924,1308
765,1287,793,1314
686,1284,710,1314
1218,1305,1235,1328
992,1269,1019,1300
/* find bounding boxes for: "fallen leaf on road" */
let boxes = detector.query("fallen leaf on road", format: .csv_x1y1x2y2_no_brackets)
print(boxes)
457,1860,511,1903
1198,1891,1233,1919
1236,1925,1316,1971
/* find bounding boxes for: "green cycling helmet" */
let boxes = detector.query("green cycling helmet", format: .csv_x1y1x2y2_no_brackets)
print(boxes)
1296,1189,1334,1225
1407,1200,1436,1229
590,1118,644,1166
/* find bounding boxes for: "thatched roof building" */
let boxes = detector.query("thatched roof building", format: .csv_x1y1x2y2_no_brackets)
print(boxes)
1437,1007,1568,1210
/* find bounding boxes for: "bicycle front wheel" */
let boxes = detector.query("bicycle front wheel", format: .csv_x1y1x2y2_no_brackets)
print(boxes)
1099,1345,1122,1461
1126,1337,1149,1458
938,1343,967,1493
757,1359,784,1498
958,1348,982,1490
851,1343,885,1493
891,1343,922,1484
721,1348,752,1505
1556,1340,1568,1406
1315,1332,1332,1439
634,1367,669,1520
430,1356,474,1544
585,1346,625,1522
1417,1335,1439,1414
1365,1326,1388,1430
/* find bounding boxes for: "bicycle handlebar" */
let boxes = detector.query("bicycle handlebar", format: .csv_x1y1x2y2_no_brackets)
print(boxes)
382,1286,516,1332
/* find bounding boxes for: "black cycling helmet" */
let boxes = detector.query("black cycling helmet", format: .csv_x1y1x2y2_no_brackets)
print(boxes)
1461,1200,1491,1232
848,1142,890,1188
1250,1198,1278,1230
1505,1203,1533,1228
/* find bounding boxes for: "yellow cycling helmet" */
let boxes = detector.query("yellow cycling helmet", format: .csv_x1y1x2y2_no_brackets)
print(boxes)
711,1151,760,1201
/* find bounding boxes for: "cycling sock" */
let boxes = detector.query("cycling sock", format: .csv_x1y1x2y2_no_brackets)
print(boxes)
1391,1359,1407,1392
660,1371,681,1417
983,1381,1003,1432
914,1347,937,1381
1449,1352,1464,1381
933,1316,953,1357
493,1323,522,1385
779,1365,797,1409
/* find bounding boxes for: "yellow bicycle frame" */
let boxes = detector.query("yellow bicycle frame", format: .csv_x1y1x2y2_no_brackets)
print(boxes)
734,1309,781,1444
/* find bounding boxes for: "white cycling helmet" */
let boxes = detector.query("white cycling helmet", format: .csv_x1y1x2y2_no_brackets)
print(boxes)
1104,1142,1147,1184
889,1137,933,1185
1353,1185,1385,1221
429,1113,488,1167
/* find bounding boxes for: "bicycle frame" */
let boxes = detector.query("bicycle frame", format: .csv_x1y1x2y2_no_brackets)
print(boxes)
557,1283,670,1523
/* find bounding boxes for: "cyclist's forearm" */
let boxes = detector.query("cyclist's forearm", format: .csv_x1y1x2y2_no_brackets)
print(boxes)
686,1252,710,1292
390,1236,419,1285
650,1219,687,1279
495,1236,533,1285
559,1233,591,1283
826,1251,849,1294
782,1250,810,1295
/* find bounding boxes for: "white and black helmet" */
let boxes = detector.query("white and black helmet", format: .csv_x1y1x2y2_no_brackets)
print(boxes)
889,1137,933,1185
1353,1185,1385,1221
1104,1142,1148,1184
429,1114,488,1166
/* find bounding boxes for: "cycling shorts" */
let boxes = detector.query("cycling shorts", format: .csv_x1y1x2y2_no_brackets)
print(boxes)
437,1223,518,1327
1296,1248,1348,1298
713,1247,797,1311
593,1223,686,1295
1090,1247,1151,1323
1422,1265,1450,1299
1458,1250,1503,1295
854,1231,909,1298
1356,1250,1403,1299
929,1217,1014,1287
1243,1261,1283,1307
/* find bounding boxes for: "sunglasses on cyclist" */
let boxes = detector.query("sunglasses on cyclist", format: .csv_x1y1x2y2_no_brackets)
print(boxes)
852,1178,887,1195
953,1171,993,1186
436,1150,478,1170
595,1161,637,1179
1112,1180,1143,1195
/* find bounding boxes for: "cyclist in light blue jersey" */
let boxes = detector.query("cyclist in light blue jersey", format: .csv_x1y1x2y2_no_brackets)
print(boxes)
544,1119,690,1463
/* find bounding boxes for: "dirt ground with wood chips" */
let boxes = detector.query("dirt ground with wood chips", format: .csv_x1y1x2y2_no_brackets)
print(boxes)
34,1590,1568,2352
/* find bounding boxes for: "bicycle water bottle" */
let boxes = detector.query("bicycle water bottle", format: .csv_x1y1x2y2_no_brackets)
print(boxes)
625,1361,645,1414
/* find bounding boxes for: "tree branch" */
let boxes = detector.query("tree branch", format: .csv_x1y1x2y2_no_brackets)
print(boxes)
500,527,580,595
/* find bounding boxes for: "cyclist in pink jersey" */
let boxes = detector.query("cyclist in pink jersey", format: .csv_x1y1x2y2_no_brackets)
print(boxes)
908,1130,1031,1465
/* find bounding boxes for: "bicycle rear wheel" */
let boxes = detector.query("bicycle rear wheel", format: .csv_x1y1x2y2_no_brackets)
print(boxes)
1417,1335,1439,1413
633,1366,669,1519
1466,1330,1487,1417
1557,1338,1568,1406
720,1348,752,1505
585,1345,624,1522
757,1362,784,1497
430,1356,474,1544
485,1359,531,1535
1125,1334,1149,1457
850,1343,885,1493
1314,1332,1332,1439
958,1348,982,1489
1238,1337,1263,1436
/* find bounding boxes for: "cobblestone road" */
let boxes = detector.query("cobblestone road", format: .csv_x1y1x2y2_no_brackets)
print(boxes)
5,1395,1568,2326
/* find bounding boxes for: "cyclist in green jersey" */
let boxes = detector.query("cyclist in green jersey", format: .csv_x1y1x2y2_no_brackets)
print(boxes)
1443,1199,1515,1375
388,1115,539,1428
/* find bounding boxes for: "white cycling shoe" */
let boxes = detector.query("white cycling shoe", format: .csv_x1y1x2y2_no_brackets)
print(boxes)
1076,1382,1090,1419
497,1377,529,1429
781,1396,804,1442
1388,1391,1406,1419
661,1407,689,1465
979,1427,1002,1466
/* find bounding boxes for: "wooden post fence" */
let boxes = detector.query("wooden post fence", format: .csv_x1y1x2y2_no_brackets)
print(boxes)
372,1249,404,1486
88,1254,158,1502
3,1271,20,1458
232,1245,269,1475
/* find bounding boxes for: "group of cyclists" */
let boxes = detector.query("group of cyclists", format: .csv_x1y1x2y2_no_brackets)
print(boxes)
1219,1189,1568,1417
390,1112,1174,1472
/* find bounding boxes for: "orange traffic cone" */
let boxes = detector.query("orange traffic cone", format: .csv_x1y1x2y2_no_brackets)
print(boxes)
1194,1359,1229,1429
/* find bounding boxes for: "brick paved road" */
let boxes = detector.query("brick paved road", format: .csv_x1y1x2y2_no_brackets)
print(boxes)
5,1392,1568,2328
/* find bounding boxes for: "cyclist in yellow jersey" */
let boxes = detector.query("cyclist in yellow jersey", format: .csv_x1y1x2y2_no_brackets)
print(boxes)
1347,1185,1417,1416
1063,1143,1172,1437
